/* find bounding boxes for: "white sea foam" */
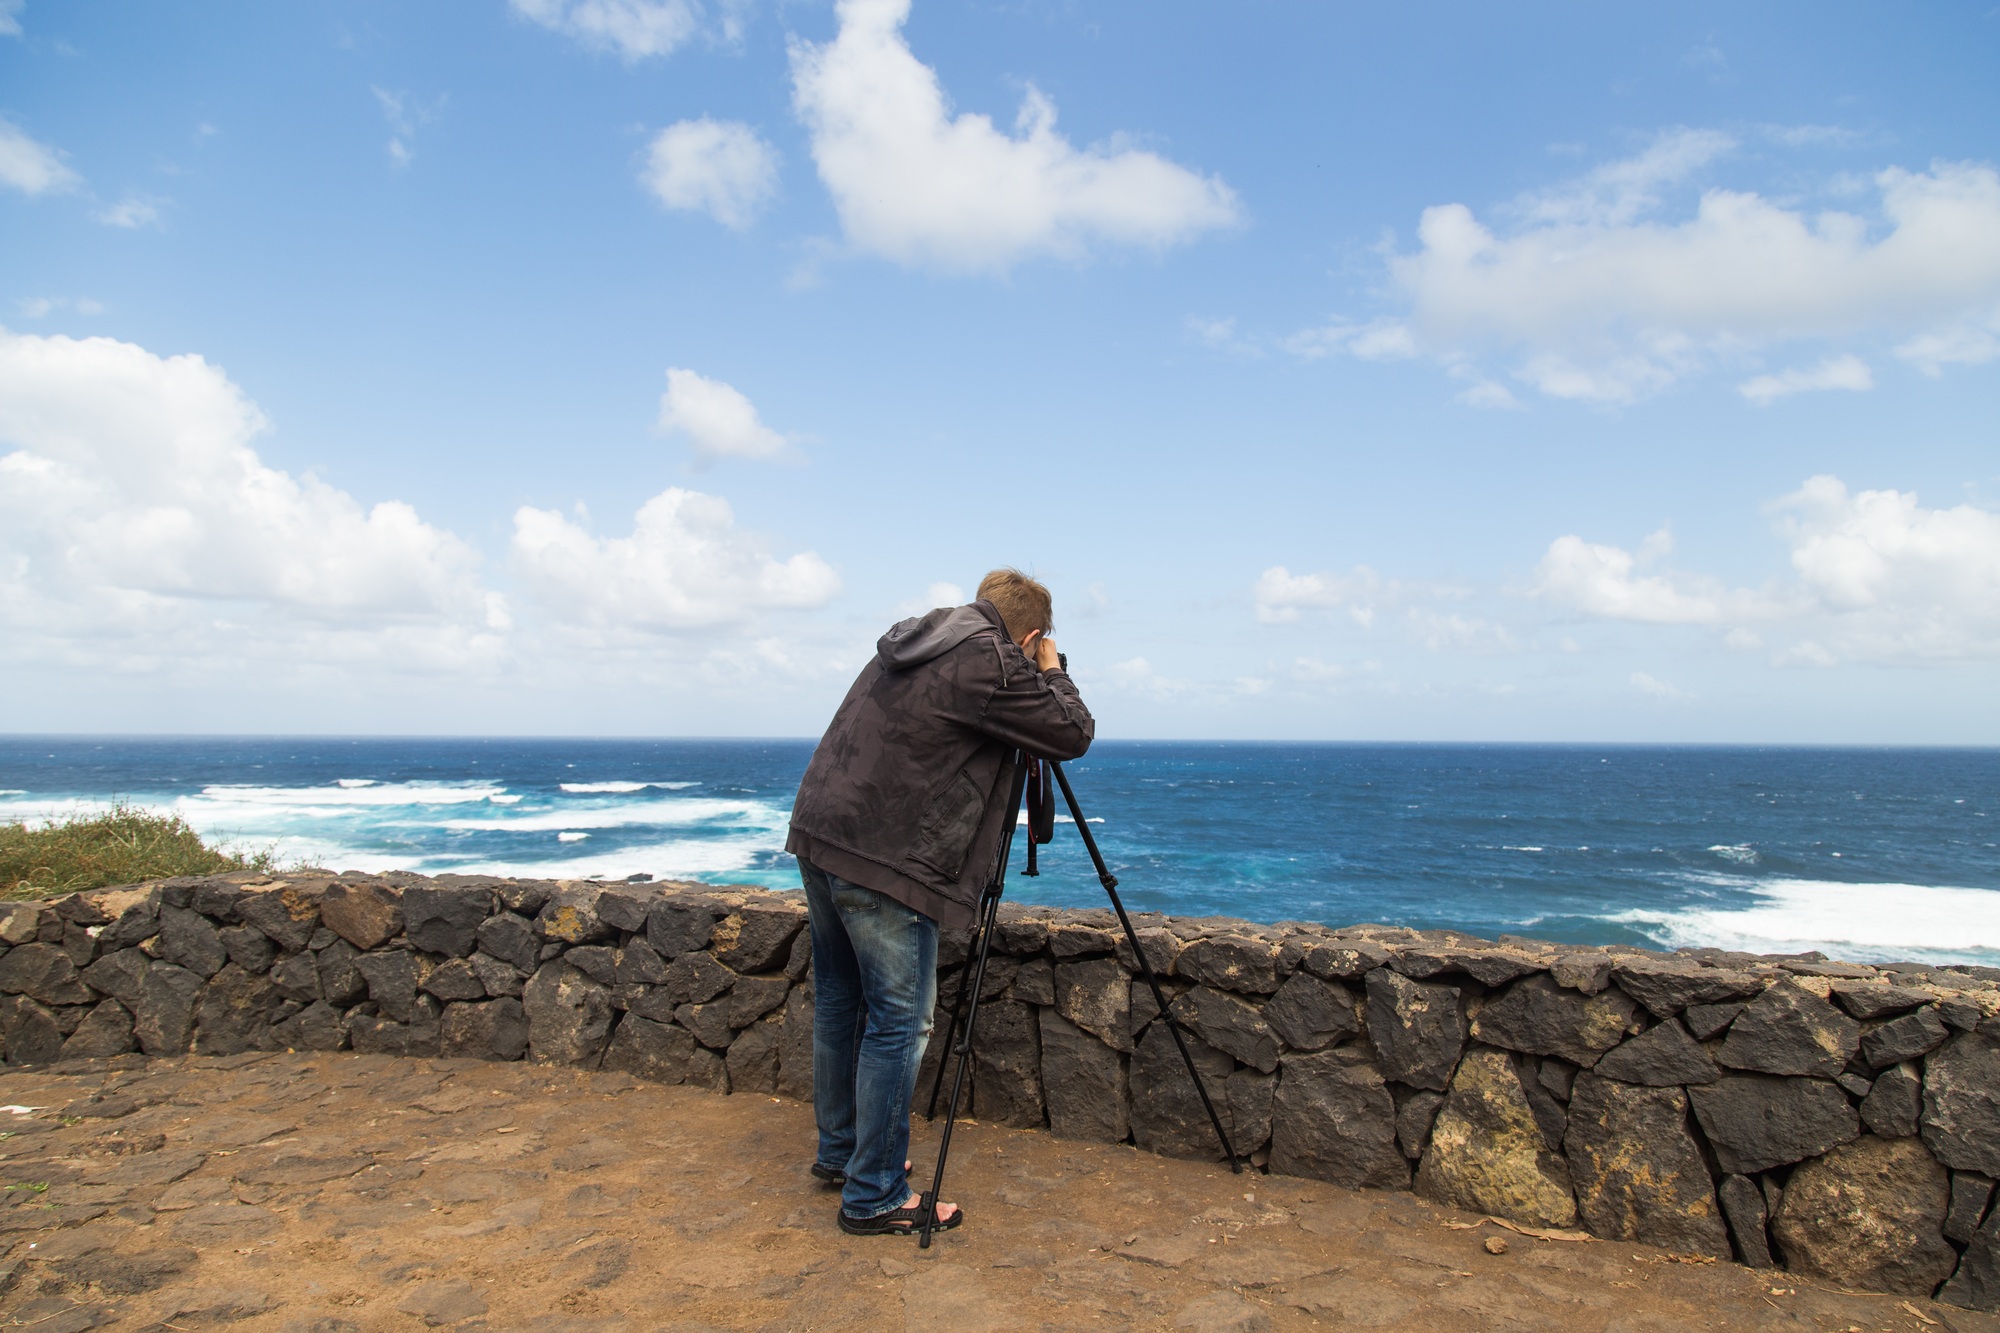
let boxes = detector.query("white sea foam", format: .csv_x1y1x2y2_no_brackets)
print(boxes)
442,835,772,881
1606,877,2000,964
1709,844,1760,865
186,782,509,810
336,779,378,789
559,781,700,793
0,790,26,797
557,831,590,843
440,797,786,833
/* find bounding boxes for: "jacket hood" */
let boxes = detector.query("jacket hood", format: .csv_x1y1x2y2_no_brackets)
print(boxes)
877,602,1004,670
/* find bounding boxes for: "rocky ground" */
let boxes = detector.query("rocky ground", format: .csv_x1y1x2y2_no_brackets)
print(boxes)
0,1053,1992,1333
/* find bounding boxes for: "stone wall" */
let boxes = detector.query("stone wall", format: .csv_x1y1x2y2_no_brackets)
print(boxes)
2,870,1997,1310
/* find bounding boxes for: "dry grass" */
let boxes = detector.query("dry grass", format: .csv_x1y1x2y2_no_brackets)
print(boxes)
0,805,276,900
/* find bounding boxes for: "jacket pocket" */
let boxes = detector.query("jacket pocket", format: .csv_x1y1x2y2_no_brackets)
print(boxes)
909,769,986,879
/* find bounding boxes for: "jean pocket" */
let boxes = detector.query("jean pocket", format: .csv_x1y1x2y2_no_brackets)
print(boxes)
831,882,880,912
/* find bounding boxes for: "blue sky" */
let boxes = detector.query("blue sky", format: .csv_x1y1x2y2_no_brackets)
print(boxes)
2,0,1997,741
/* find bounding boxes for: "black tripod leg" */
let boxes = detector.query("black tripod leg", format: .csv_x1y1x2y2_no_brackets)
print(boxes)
920,760,1029,1247
924,915,984,1119
1049,760,1241,1173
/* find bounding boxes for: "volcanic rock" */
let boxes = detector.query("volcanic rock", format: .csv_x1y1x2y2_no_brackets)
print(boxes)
0,941,94,1007
80,947,149,1007
1717,980,1861,1078
1056,957,1131,1052
1943,1210,2000,1312
1947,1172,1995,1244
1831,982,1937,1021
319,882,403,950
1269,1049,1409,1188
1228,1067,1276,1154
60,999,135,1059
1171,986,1280,1073
476,912,541,974
1610,958,1764,1018
0,993,62,1064
1177,935,1283,995
1415,1046,1577,1228
1039,1009,1128,1142
662,951,737,1007
1922,1030,2000,1177
1863,1006,1951,1070
777,982,814,1101
522,961,614,1068
1594,1018,1720,1086
133,961,204,1056
1689,1074,1860,1175
1718,1174,1774,1268
234,882,320,952
1683,1002,1747,1041
1564,1073,1729,1257
710,904,805,974
353,950,428,1023
537,883,611,946
440,998,529,1061
1261,974,1358,1053
971,999,1044,1129
192,963,287,1055
1772,1134,1956,1297
269,999,347,1052
315,939,368,1007
217,925,275,974
724,1015,781,1094
647,898,723,958
1299,940,1393,982
159,906,229,979
1365,968,1464,1093
402,885,491,957
1396,1090,1445,1159
1859,1062,1922,1137
603,1013,699,1084
1131,1024,1237,1162
1550,952,1613,994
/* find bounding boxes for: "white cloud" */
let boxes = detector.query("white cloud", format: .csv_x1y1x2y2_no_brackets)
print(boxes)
1738,354,1873,405
1252,565,1387,626
657,367,789,460
0,118,79,196
97,194,164,229
1630,671,1686,699
1295,131,2000,403
510,487,839,631
788,0,1239,272
373,88,443,169
510,0,702,59
0,0,22,38
641,119,778,229
1538,475,2000,663
0,328,502,664
16,297,103,319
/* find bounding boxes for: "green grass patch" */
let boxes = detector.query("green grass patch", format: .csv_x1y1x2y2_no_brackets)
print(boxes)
0,805,277,901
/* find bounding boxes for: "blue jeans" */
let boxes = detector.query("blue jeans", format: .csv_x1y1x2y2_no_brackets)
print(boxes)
798,858,939,1219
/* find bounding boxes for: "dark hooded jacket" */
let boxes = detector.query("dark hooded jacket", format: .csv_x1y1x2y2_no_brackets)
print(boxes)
786,599,1094,929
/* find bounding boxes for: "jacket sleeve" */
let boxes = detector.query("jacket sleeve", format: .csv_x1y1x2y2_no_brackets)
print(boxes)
977,665,1095,761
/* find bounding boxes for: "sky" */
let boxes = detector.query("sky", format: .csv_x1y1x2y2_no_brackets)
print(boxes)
1,0,1997,743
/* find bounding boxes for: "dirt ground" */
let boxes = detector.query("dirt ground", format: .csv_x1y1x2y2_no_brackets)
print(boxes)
0,1052,1991,1333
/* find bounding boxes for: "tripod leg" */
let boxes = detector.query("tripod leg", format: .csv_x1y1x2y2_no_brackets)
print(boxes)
923,916,983,1119
920,758,1030,1247
1048,760,1242,1173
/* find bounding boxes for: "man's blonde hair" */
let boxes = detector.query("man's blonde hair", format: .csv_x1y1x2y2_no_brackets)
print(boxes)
976,568,1053,641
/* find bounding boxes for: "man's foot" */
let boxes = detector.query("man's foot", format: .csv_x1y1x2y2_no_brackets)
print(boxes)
810,1160,912,1188
837,1192,962,1236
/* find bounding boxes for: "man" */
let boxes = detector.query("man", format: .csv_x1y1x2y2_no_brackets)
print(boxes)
787,569,1094,1236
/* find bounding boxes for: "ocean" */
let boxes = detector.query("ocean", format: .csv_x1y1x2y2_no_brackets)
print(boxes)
2,737,1995,967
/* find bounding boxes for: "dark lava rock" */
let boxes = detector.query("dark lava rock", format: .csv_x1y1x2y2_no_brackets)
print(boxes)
776,982,813,1101
1718,1173,1775,1268
673,1000,737,1050
133,961,204,1056
41,1245,197,1295
80,947,148,1007
992,904,1051,956
1831,982,1937,1021
724,1016,781,1094
1046,920,1119,961
523,961,615,1068
662,951,738,1007
0,994,62,1064
1688,1073,1860,1175
1683,1002,1747,1041
1114,924,1183,978
646,897,723,959
1550,952,1613,994
1040,1008,1129,1143
420,957,487,1002
192,962,288,1055
476,912,541,974
593,886,656,934
98,892,163,951
315,938,367,1007
402,885,491,957
601,1013,698,1083
1262,973,1358,1053
1227,1067,1276,1154
157,907,230,979
0,941,93,1006
1716,980,1860,1078
1772,1134,1956,1298
1594,1018,1719,1086
1268,1049,1410,1189
537,883,612,946
1365,968,1465,1093
1131,1024,1237,1162
564,946,618,986
1396,1089,1445,1159
319,882,404,950
496,879,553,917
440,998,529,1061
1943,1209,2000,1312
1947,1172,1995,1244
1564,1073,1729,1257
711,904,805,974
1539,1058,1578,1102
1009,955,1055,1006
1862,1006,1951,1070
1922,1030,2000,1177
236,883,321,952
472,953,524,999
61,999,135,1059
1177,934,1283,995
353,950,427,1023
1171,986,1280,1073
1610,958,1764,1018
1469,974,1641,1070
217,925,275,974
1055,957,1130,1052
1860,1062,1922,1137
1416,1046,1577,1228
270,999,347,1051
615,939,669,987
721,975,788,1028
1299,939,1393,982
970,999,1044,1129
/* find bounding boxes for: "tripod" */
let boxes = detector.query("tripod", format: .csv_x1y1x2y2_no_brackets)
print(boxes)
917,752,1240,1247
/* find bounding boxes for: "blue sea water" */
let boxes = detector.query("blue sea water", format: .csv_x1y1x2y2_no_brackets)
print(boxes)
2,737,1996,966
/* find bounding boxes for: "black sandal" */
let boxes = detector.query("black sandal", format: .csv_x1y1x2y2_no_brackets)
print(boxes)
810,1160,914,1188
837,1193,963,1237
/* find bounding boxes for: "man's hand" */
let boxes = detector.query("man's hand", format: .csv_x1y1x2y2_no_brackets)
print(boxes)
1020,631,1061,672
